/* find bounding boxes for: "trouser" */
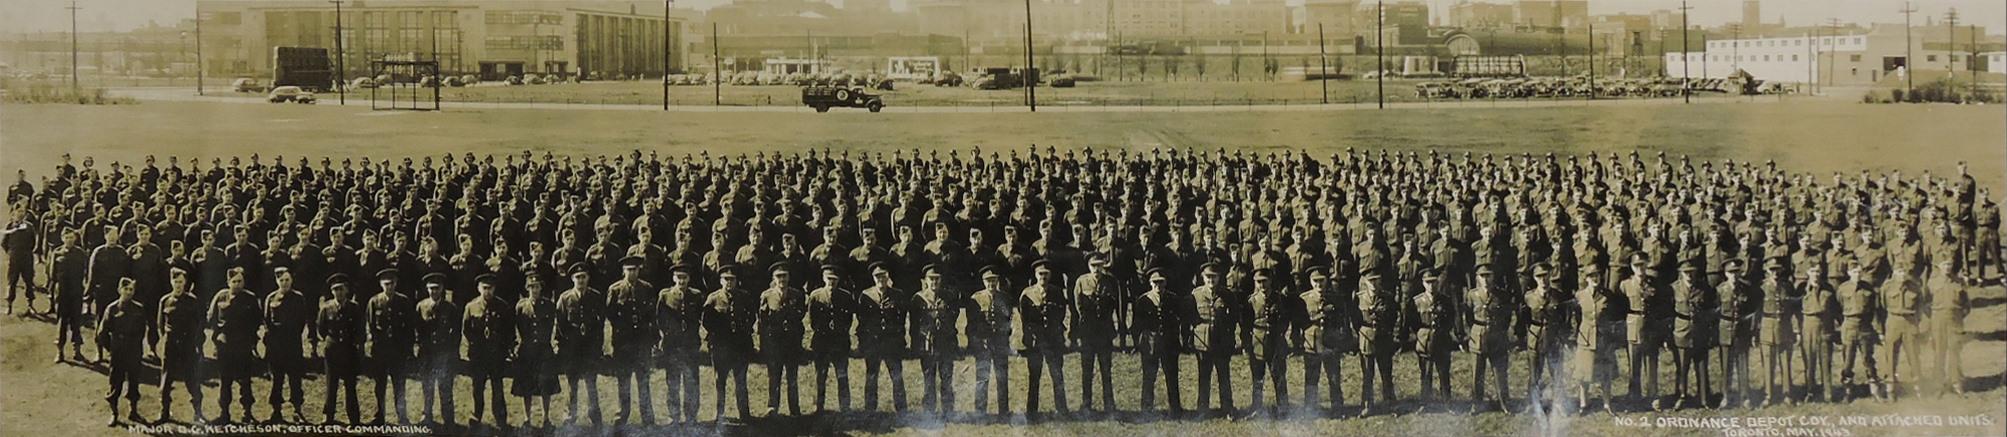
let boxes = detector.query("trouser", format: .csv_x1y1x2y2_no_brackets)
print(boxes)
613,364,655,423
469,372,507,425
1881,316,1921,397
1077,348,1114,411
1302,352,1343,411
1799,328,1834,400
863,356,906,413
1249,356,1287,412
712,361,750,421
812,354,851,413
7,259,33,308
1472,350,1510,403
217,368,255,420
920,353,955,414
54,293,83,353
1024,350,1068,415
663,353,702,422
419,354,457,424
372,357,411,424
1718,342,1751,404
1196,353,1234,412
322,355,361,423
767,357,800,416
1929,315,1965,393
564,367,602,424
1528,335,1563,403
159,350,205,421
972,351,1009,414
1839,339,1878,394
1629,337,1665,400
1674,345,1710,404
105,359,142,414
267,356,307,419
1139,345,1181,413
1761,340,1795,403
1417,351,1451,400
1360,351,1394,408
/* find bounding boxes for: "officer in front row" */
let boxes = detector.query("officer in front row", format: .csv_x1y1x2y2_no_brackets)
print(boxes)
658,264,707,423
858,262,909,414
913,265,962,415
705,264,757,422
1299,266,1354,414
1135,267,1187,415
1190,264,1236,415
100,278,147,426
210,267,262,424
367,267,416,425
1019,259,1071,418
463,273,513,427
318,274,364,425
416,272,462,426
554,263,605,425
759,263,807,417
157,267,207,423
264,267,315,423
966,265,1014,415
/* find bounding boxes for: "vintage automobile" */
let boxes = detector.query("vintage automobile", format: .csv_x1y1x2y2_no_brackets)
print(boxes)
266,86,317,104
231,78,269,93
801,86,885,113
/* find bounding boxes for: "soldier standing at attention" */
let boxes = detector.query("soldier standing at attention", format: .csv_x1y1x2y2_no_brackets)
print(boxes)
606,255,657,425
1247,270,1292,416
513,274,560,428
1356,267,1397,415
1524,262,1568,412
1716,259,1758,408
965,266,1013,415
462,273,513,427
1925,256,1970,396
208,267,261,424
1837,262,1881,402
53,229,90,362
1669,262,1715,410
857,262,909,414
1133,268,1186,416
1072,256,1120,414
263,268,315,423
657,264,706,423
157,267,207,423
704,266,756,422
1296,266,1352,415
1468,264,1513,410
99,278,147,426
1799,261,1839,402
318,274,365,424
1189,265,1236,416
1414,266,1460,405
1759,258,1798,407
804,264,855,414
415,272,461,426
758,263,807,417
1574,263,1624,414
1019,259,1071,418
1879,262,1924,401
912,265,961,416
554,264,604,425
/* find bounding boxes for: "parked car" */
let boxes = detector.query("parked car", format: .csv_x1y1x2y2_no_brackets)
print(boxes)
267,86,316,104
231,78,269,93
801,86,885,113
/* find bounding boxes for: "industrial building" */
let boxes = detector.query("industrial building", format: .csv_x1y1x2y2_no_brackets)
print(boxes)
193,0,686,81
1664,23,2002,86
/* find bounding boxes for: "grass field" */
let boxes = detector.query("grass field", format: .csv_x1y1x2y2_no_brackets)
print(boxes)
1,99,2005,436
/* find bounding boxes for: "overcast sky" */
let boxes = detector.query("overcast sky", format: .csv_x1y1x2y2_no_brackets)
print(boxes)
2,0,2000,35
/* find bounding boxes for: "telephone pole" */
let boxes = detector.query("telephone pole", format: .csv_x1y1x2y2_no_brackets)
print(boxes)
1587,21,1595,99
1318,22,1329,104
712,23,721,105
1376,0,1384,109
195,3,205,95
1679,0,1691,104
1901,2,1916,96
662,0,672,110
1022,0,1036,111
330,0,346,105
68,0,81,96
1943,9,1957,74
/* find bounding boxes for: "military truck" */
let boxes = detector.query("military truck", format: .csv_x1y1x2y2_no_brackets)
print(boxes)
801,85,885,112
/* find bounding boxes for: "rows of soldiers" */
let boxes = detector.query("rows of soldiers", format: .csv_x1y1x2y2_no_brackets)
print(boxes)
0,147,1997,430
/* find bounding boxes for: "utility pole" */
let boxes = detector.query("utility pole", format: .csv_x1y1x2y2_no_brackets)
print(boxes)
1901,2,1916,96
663,0,672,111
1318,22,1329,104
712,23,721,105
1023,0,1036,111
1806,29,1815,94
1587,21,1595,99
330,0,346,105
1376,0,1384,109
1261,30,1269,81
674,0,682,110
195,4,204,95
1727,23,1740,74
1680,0,1691,104
68,0,81,96
1823,18,1838,89
1943,8,1957,74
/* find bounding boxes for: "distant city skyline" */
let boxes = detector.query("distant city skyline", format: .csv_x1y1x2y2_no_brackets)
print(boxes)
2,0,2001,36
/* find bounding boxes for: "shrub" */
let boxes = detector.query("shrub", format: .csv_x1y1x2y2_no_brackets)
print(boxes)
0,80,137,105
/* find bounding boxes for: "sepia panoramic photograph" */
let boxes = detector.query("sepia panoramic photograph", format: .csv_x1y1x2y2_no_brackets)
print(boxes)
0,0,2003,435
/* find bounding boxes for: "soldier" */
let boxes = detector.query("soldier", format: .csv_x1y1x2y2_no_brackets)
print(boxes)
554,264,605,425
366,267,418,424
1134,268,1186,415
463,273,513,427
1881,251,1925,400
1799,261,1839,402
98,278,147,426
706,265,758,422
414,273,461,426
1356,266,1397,415
87,224,129,361
1524,262,1571,412
318,274,364,425
1247,269,1291,415
758,263,807,417
1466,263,1513,410
1670,262,1715,410
513,274,560,427
657,264,706,423
1925,256,1969,396
1072,256,1120,414
1189,264,1236,415
157,267,207,423
912,265,961,416
606,255,657,424
1297,266,1353,415
1414,267,1460,405
208,267,260,424
857,262,909,414
1759,258,1799,406
1574,263,1624,414
4,215,37,314
52,229,89,362
1018,259,1071,418
965,265,1013,415
263,267,314,423
1837,262,1881,402
1716,259,1759,408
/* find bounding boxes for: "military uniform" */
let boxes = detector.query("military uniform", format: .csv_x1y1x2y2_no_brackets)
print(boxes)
1925,265,1969,395
1524,263,1573,408
512,279,561,427
1413,271,1459,402
156,271,207,423
1799,266,1839,402
414,273,462,425
1669,264,1715,408
1466,266,1513,405
1248,271,1293,413
965,267,1014,415
51,236,90,359
1837,268,1880,401
911,267,961,415
262,270,315,422
1017,260,1071,416
656,266,706,422
1715,261,1759,407
758,264,807,416
1759,262,1799,405
1574,265,1624,412
1134,268,1187,414
97,280,147,425
318,276,365,424
857,264,909,413
1357,268,1398,412
703,267,756,421
1071,260,1120,412
606,256,658,424
1188,268,1237,413
554,266,605,424
462,274,513,426
208,270,262,423
804,265,855,413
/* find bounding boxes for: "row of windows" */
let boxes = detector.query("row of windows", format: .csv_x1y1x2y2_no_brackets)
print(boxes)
1710,36,1865,49
484,35,563,50
485,11,563,25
